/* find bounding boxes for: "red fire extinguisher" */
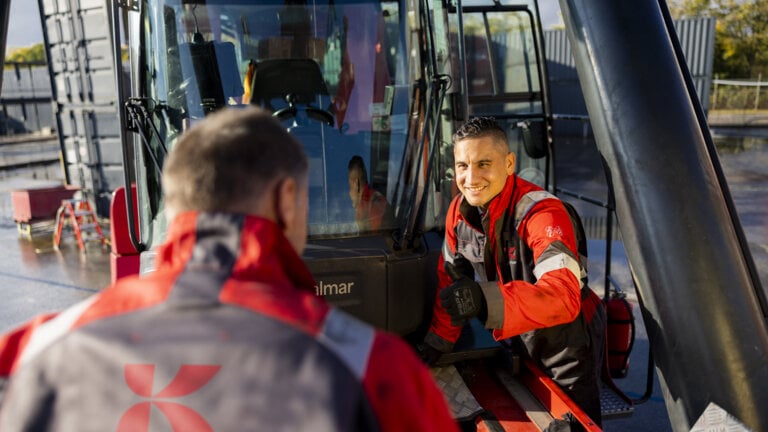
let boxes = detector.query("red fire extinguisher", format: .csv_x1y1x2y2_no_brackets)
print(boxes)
604,289,635,378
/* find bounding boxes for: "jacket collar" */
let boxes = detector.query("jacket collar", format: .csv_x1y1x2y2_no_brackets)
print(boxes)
458,175,518,228
157,211,317,294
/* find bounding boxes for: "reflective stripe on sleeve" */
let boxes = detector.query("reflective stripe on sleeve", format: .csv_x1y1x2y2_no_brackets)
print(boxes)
514,190,558,230
317,308,375,381
18,296,99,367
442,239,454,263
532,252,581,282
480,281,504,329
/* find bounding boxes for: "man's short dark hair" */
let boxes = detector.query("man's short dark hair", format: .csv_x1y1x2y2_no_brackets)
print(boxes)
451,116,507,145
348,155,369,184
162,106,308,214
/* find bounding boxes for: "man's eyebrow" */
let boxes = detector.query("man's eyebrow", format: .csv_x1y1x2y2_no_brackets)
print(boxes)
455,157,495,165
465,158,494,164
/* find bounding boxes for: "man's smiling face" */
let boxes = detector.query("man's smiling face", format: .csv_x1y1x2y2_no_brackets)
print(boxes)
453,136,515,208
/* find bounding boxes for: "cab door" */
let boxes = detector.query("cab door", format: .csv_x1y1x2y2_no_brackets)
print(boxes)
449,1,552,188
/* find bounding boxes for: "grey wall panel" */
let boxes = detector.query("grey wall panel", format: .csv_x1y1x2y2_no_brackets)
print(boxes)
89,110,120,137
32,67,54,94
1,64,55,134
544,29,576,72
86,70,117,103
63,138,86,164
80,11,110,40
93,138,124,165
64,138,121,165
57,107,121,162
39,0,124,217
544,29,583,136
673,18,716,109
78,0,108,9
37,103,55,129
1,65,52,98
65,162,124,215
82,39,114,70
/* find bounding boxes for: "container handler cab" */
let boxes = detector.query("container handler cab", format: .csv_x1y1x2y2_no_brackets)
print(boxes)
96,0,768,430
108,0,613,429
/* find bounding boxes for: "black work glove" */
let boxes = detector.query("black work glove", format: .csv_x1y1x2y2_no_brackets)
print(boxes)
441,260,485,327
448,256,475,281
416,342,445,367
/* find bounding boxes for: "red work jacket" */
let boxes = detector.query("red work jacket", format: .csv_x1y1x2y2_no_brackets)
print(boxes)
0,212,458,432
427,175,583,351
355,183,391,231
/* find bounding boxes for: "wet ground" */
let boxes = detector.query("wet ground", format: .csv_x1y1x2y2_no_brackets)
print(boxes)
557,130,768,291
715,134,768,287
0,176,110,332
0,130,765,431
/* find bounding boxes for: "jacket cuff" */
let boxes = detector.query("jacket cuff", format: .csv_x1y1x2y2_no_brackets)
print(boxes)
479,281,504,329
425,332,455,353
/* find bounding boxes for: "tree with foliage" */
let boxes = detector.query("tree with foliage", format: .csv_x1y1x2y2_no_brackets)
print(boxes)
668,0,712,18
4,43,46,64
668,0,768,79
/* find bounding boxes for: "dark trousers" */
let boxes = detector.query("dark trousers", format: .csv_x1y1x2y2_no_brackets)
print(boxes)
518,301,606,427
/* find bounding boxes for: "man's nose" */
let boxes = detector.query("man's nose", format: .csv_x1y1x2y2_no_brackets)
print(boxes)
464,166,476,184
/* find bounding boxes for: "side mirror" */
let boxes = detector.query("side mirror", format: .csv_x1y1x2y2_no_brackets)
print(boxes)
518,120,548,159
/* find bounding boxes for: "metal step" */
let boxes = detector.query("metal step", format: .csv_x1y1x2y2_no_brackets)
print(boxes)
600,380,633,419
430,364,484,422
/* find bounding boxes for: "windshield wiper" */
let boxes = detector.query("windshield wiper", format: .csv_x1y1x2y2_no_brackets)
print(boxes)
398,73,451,249
124,97,171,176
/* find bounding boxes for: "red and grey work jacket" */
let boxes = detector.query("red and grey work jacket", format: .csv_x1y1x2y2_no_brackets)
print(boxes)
427,175,584,351
0,212,458,432
355,183,391,231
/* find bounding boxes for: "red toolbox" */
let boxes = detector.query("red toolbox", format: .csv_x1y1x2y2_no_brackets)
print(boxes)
11,185,80,224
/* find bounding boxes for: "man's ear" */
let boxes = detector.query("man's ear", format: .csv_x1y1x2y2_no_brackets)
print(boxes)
505,152,516,175
275,177,297,230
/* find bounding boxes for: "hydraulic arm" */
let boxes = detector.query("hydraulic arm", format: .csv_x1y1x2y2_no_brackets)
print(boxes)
560,0,768,430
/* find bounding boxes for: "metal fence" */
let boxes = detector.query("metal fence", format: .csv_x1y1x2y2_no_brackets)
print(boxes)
711,77,768,111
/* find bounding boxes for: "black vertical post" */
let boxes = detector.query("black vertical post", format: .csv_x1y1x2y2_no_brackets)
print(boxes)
0,0,10,90
559,0,768,430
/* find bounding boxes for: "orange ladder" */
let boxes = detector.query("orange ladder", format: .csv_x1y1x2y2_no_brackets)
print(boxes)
53,198,106,251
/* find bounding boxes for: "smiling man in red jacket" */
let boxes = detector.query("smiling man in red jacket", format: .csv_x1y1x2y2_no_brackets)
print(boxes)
422,116,605,426
0,107,458,432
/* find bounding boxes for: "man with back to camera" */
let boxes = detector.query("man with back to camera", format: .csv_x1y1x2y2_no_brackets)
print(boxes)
421,116,605,426
0,107,459,431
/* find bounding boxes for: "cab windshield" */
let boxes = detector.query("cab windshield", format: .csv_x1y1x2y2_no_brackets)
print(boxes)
139,0,413,244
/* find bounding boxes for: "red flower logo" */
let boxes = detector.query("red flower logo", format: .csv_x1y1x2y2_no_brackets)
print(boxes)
117,364,221,432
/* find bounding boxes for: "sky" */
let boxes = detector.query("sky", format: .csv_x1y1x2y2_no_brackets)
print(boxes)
4,0,561,50
538,0,563,29
6,1,43,49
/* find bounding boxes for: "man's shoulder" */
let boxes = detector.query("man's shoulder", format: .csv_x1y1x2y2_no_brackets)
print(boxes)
319,308,419,372
514,174,550,196
512,176,560,209
318,307,408,354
